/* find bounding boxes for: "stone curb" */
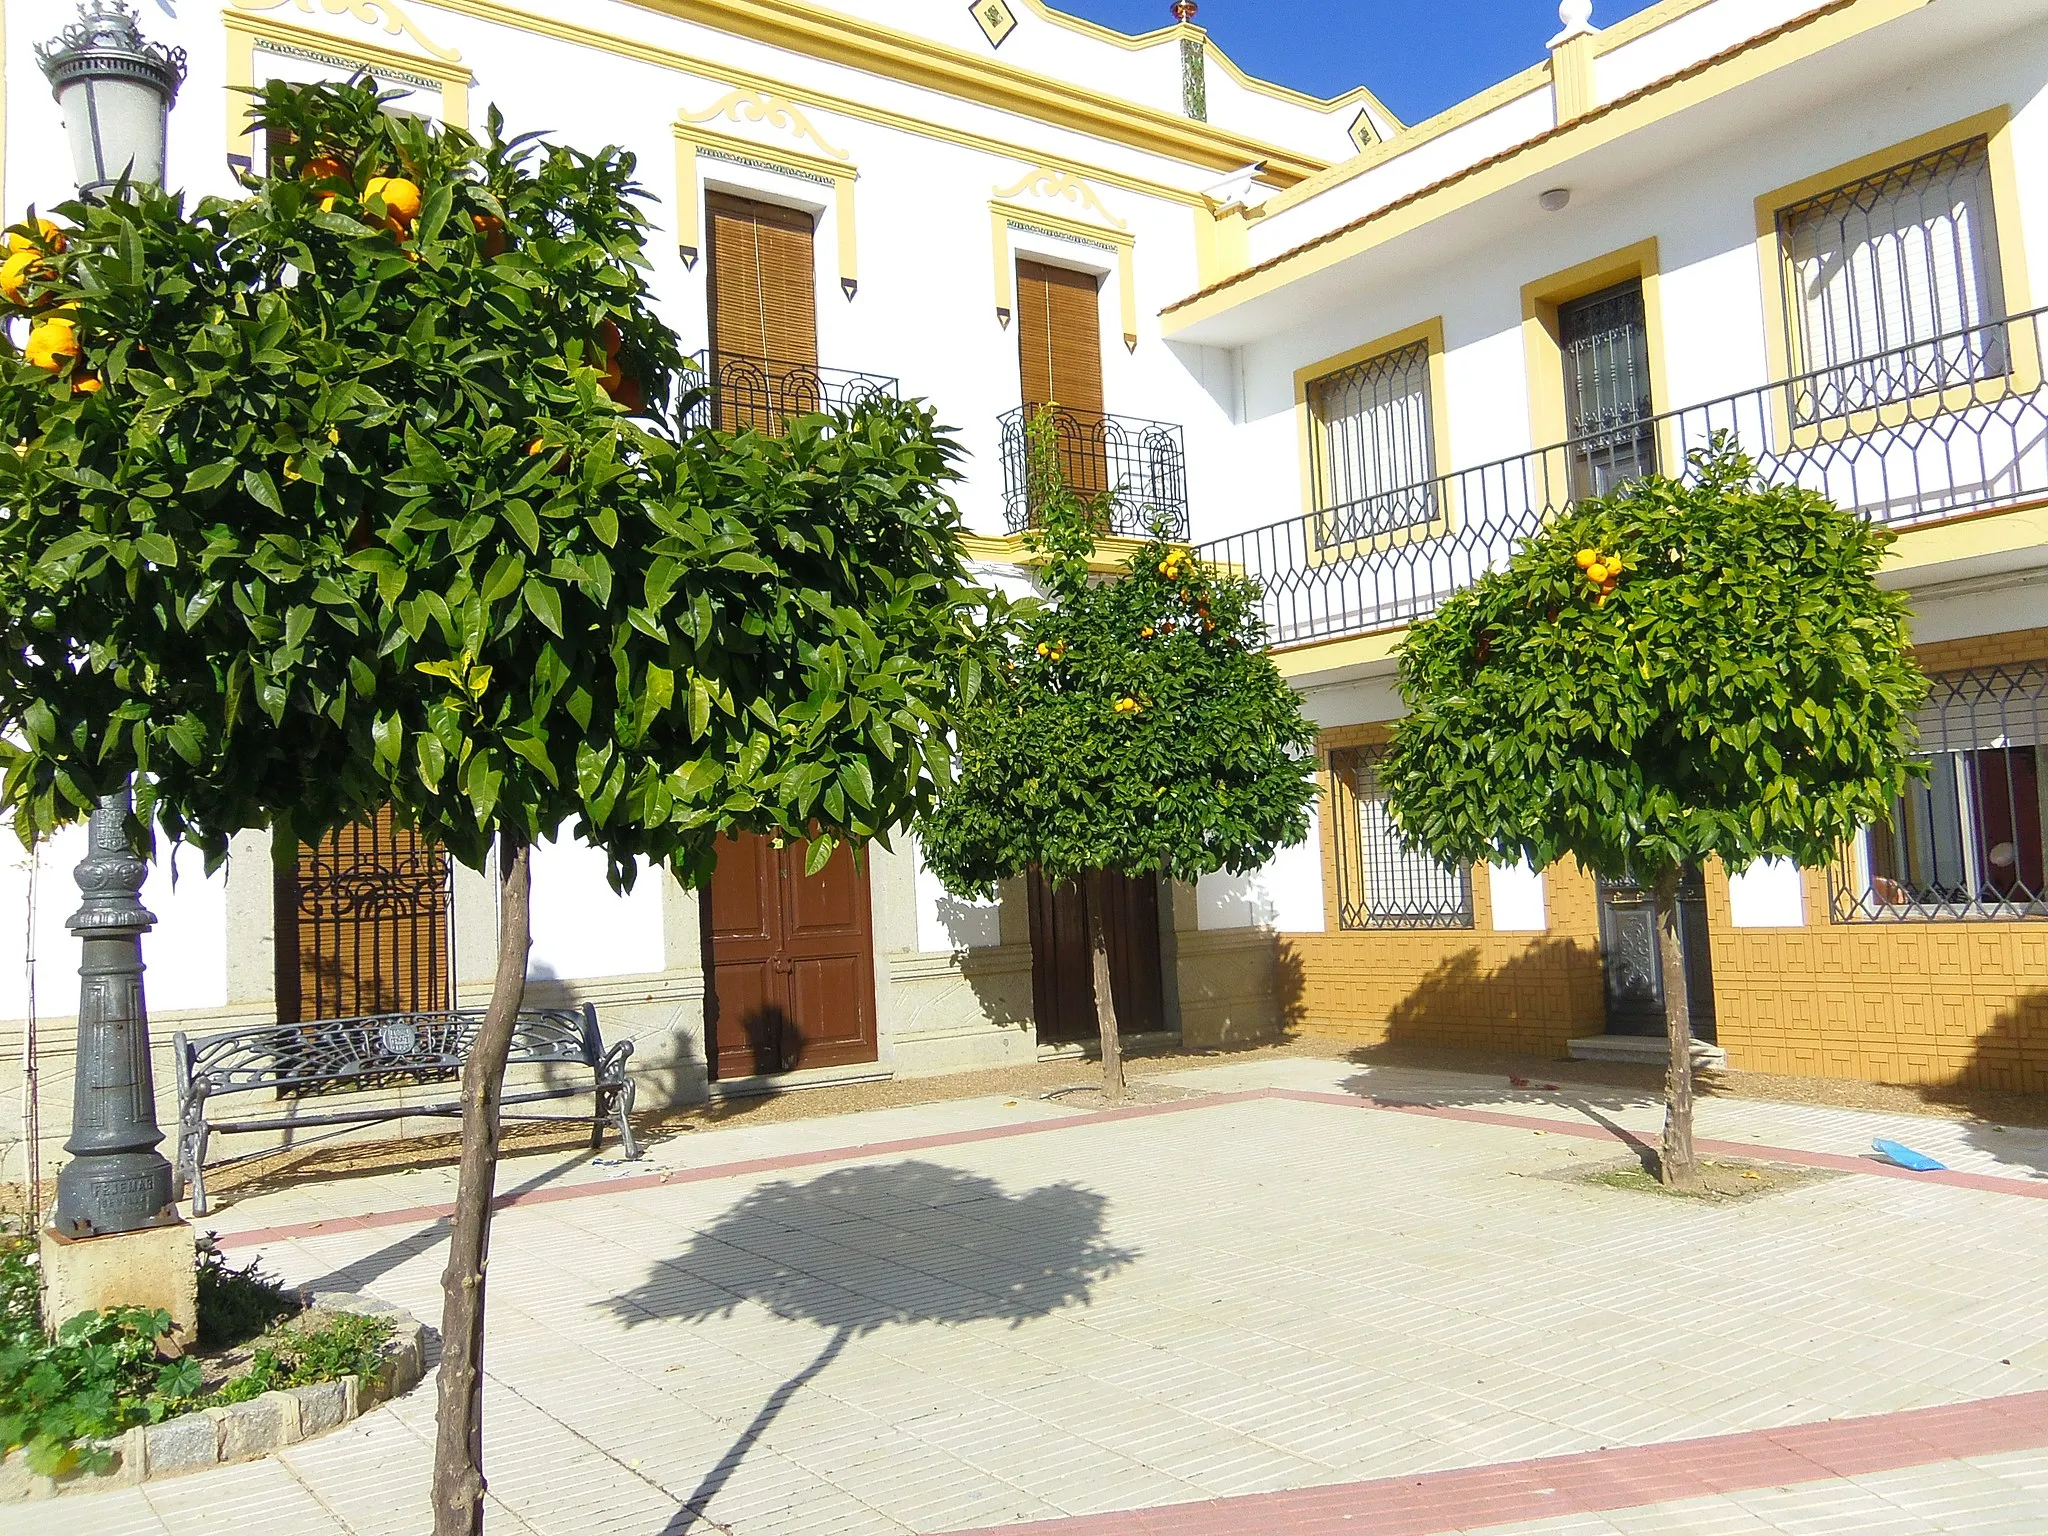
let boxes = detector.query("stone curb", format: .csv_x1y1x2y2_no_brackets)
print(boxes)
0,1292,431,1502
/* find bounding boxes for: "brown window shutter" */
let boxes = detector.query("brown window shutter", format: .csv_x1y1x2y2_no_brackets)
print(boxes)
706,192,819,369
277,806,451,1024
1015,259,1103,416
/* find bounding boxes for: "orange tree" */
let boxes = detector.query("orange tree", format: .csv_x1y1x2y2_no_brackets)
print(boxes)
918,461,1318,1102
0,82,979,1533
1379,439,1925,1188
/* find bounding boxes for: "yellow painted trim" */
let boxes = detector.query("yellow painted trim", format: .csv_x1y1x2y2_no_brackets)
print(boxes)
1519,238,1669,458
1014,1,1404,128
992,167,1128,231
224,10,473,162
1752,107,2038,446
958,530,1160,572
992,201,1139,350
1271,627,1405,679
1550,33,1597,122
1193,202,1250,287
674,110,859,292
1251,63,1552,226
417,0,1326,185
1292,316,1454,551
1164,0,1928,332
679,85,851,161
1886,500,2048,576
362,0,1219,212
227,0,460,62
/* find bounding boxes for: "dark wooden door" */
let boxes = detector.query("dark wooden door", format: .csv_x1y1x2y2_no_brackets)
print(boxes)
1596,867,1716,1042
705,832,878,1079
706,191,819,434
1559,279,1656,498
274,807,452,1024
1027,870,1165,1044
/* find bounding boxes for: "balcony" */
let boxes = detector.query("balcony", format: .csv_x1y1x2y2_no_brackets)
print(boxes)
679,351,898,435
1200,309,2048,650
998,404,1189,540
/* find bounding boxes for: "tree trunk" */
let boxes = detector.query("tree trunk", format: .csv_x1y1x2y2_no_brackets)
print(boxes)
432,832,532,1536
1653,865,1702,1192
1085,870,1127,1105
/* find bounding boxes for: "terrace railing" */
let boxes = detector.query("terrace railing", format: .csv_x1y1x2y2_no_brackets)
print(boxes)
999,403,1190,540
1200,309,2048,649
679,350,898,436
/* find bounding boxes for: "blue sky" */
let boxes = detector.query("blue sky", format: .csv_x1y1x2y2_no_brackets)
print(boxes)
1055,1,1661,124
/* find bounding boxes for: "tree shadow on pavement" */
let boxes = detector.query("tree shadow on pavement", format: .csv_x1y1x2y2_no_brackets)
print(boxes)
605,1159,1138,1535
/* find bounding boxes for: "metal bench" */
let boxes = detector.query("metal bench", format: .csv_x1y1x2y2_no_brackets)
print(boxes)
172,1004,639,1215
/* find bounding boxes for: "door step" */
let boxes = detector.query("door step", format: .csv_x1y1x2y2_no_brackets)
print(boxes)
709,1063,894,1101
1037,1031,1181,1062
1567,1035,1728,1071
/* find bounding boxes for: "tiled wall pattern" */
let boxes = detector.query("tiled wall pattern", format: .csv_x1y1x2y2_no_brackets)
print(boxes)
1290,630,2048,1087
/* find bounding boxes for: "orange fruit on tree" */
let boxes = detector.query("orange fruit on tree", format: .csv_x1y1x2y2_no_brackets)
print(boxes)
300,156,348,182
364,176,423,229
8,218,64,255
1,250,43,306
24,316,80,372
472,214,507,258
73,373,102,395
1575,547,1598,569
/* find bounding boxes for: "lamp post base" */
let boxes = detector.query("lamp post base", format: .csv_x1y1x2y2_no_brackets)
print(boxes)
39,1220,197,1353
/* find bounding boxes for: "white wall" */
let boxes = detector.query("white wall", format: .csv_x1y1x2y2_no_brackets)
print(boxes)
526,836,666,982
1727,858,1806,928
1196,801,1324,934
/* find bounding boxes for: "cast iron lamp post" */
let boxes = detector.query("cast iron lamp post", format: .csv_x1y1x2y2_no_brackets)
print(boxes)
37,1,186,1238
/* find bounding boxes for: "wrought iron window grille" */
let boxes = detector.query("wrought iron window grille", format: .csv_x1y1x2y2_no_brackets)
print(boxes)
1200,306,2048,650
1307,340,1440,548
1830,664,2047,923
1778,138,2008,425
1329,744,1474,930
679,350,899,437
998,402,1189,539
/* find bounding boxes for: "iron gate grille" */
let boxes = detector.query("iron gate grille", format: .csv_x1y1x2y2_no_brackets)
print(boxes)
1308,340,1440,547
1559,281,1657,498
277,809,454,1027
1778,138,2007,423
1830,665,2047,922
1329,745,1473,930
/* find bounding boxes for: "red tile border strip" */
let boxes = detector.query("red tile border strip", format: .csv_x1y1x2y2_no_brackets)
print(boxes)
212,1083,2048,1249
929,1391,2048,1535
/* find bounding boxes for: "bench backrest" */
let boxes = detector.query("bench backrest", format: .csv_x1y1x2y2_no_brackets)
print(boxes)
174,1005,601,1101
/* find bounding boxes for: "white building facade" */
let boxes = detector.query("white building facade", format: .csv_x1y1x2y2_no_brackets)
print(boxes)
5,0,2047,1191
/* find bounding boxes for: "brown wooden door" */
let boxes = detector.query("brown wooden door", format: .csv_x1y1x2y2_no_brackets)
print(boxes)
706,191,819,434
1027,870,1165,1044
705,832,878,1079
274,807,452,1024
1016,259,1108,501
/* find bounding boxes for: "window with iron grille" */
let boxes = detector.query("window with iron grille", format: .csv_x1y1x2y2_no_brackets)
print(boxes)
1307,341,1439,546
1329,744,1473,929
1830,665,2047,922
1558,281,1656,498
1778,139,2009,421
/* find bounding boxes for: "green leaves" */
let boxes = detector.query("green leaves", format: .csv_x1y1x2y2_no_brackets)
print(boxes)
1381,436,1926,882
920,499,1316,896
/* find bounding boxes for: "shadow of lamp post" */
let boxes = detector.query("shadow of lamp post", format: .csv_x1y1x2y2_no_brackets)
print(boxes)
33,0,196,1336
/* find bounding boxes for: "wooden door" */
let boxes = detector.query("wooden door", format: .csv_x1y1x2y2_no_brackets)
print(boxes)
274,807,451,1024
706,192,819,434
1027,870,1165,1044
1016,259,1108,502
705,832,878,1079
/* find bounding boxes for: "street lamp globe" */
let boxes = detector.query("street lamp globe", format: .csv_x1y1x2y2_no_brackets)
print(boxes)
35,0,186,201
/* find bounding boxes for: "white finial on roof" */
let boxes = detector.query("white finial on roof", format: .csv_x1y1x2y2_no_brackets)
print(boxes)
1551,0,1596,46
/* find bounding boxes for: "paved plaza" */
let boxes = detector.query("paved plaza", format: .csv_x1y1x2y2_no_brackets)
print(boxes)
18,1057,2048,1535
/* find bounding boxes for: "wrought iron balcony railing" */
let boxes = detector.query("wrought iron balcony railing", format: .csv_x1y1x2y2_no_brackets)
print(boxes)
678,350,898,435
1200,308,2048,650
999,403,1189,540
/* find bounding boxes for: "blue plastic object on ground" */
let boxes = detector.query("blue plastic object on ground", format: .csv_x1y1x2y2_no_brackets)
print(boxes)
1873,1138,1947,1172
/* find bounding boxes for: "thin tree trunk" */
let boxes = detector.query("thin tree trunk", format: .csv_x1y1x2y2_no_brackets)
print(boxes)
432,832,532,1536
1653,865,1702,1192
1085,870,1127,1105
